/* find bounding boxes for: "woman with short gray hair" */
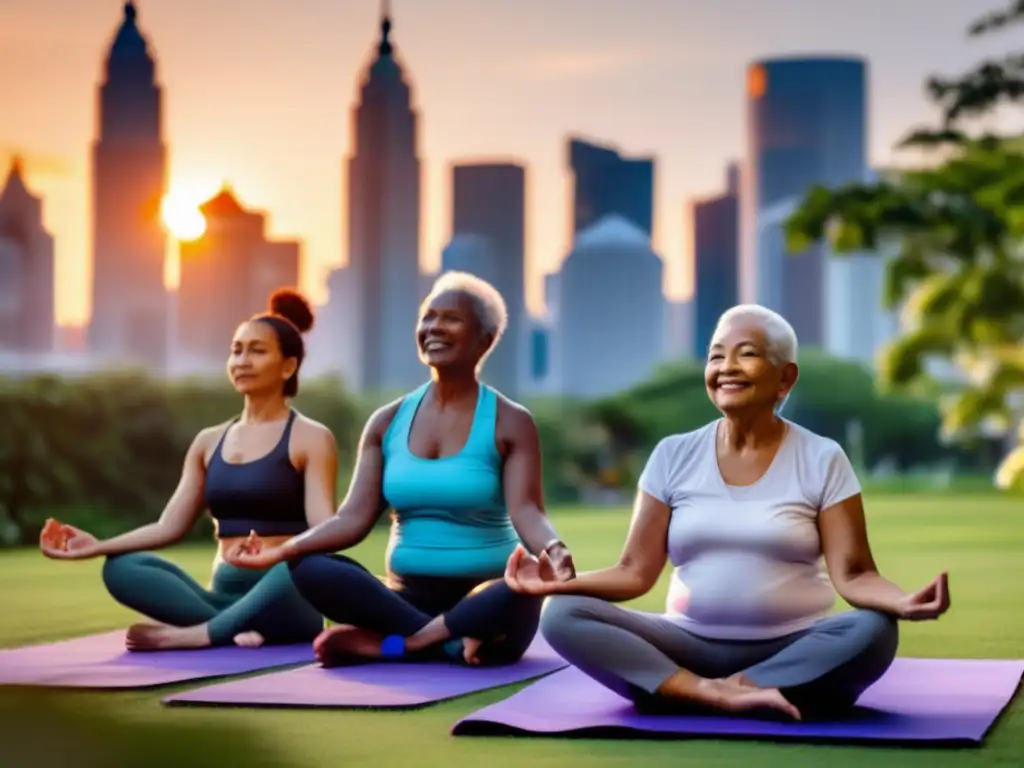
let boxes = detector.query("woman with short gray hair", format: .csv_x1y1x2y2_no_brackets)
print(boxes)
505,304,950,720
229,271,575,668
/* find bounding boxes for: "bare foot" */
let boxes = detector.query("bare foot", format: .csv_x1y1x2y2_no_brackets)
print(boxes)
723,672,758,689
461,634,505,665
462,637,483,665
312,625,383,667
126,622,211,651
233,631,265,648
705,678,801,720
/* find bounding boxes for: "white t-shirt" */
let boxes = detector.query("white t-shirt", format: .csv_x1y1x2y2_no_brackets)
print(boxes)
638,418,862,640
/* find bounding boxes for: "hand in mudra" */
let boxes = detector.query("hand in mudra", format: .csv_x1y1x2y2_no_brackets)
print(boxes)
39,518,101,560
898,571,950,620
504,544,568,596
225,531,286,570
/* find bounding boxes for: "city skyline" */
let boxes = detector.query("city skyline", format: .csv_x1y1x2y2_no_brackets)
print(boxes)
0,0,1002,326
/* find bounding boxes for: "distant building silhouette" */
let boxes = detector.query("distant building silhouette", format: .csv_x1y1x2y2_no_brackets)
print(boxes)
0,159,55,353
692,163,739,358
664,298,694,361
528,325,549,382
741,56,868,347
346,5,422,394
559,215,665,398
441,234,497,282
305,265,359,386
87,1,169,369
824,168,894,366
450,162,526,397
175,187,299,372
569,137,654,238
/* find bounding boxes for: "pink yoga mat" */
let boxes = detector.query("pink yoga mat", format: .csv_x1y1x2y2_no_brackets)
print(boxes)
452,658,1024,745
163,635,567,709
0,630,314,689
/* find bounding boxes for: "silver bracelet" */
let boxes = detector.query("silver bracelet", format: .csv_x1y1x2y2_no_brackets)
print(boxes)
542,538,566,555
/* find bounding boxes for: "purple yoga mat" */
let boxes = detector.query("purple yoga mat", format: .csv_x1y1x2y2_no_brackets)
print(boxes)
0,630,314,689
452,658,1024,746
163,635,567,709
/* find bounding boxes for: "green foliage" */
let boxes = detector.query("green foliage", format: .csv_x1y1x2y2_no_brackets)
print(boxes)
0,352,998,547
785,1,1024,492
581,351,969,481
0,372,361,546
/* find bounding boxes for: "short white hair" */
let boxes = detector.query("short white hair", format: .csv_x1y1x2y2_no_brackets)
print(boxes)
712,304,798,414
711,304,798,366
422,270,508,369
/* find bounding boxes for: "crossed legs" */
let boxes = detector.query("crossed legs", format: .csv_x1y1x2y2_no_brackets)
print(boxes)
102,552,324,649
287,553,542,666
540,595,898,720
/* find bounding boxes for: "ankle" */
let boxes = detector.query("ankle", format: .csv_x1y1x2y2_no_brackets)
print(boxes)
695,677,731,708
656,670,721,707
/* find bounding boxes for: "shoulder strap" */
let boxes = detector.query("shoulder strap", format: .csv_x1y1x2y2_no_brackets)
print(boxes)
382,381,431,455
465,384,499,456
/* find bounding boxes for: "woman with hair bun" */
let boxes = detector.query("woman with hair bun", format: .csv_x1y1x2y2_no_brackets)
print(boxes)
39,288,334,651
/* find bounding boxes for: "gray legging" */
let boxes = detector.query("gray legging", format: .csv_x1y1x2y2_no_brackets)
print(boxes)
540,595,899,719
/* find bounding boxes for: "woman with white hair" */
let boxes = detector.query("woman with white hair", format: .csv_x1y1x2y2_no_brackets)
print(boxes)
506,304,950,720
227,271,576,667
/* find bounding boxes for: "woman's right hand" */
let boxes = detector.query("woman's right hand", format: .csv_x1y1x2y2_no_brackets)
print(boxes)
504,544,568,596
39,519,102,560
224,531,291,570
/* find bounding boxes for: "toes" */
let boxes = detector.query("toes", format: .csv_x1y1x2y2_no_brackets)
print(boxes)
232,631,265,648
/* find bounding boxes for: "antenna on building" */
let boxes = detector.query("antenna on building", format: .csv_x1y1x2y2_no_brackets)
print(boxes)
378,0,393,56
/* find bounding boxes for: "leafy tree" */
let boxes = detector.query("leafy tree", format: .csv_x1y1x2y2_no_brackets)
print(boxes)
785,0,1024,492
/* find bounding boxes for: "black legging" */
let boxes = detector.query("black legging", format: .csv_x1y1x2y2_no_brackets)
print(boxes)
288,554,542,666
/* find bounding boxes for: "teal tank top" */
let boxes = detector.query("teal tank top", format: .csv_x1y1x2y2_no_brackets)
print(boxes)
381,382,521,578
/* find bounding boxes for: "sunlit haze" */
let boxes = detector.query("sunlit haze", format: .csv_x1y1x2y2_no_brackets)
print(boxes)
160,192,206,242
0,0,1004,326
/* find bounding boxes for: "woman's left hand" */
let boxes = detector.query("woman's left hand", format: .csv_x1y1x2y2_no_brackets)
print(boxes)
224,531,290,570
897,571,950,620
505,544,571,596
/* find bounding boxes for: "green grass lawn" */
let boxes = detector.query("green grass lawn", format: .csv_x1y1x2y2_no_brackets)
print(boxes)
1,495,1022,768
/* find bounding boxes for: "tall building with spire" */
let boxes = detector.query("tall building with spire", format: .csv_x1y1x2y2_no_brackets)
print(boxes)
87,1,169,370
346,2,423,393
0,158,55,352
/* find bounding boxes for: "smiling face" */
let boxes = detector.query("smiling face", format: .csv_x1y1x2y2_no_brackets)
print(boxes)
705,317,797,416
416,290,493,372
226,320,297,395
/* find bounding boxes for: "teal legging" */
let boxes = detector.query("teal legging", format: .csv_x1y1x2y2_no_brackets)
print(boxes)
102,552,324,646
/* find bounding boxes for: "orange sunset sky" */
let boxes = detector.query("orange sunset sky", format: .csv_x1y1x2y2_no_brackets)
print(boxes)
0,0,1005,326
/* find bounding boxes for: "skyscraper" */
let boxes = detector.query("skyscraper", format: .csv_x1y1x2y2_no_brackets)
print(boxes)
692,163,739,358
740,56,868,346
450,162,526,396
346,4,423,394
88,1,169,369
568,137,654,239
0,159,55,353
176,188,300,371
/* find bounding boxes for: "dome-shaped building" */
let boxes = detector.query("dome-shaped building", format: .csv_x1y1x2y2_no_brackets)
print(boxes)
559,214,665,398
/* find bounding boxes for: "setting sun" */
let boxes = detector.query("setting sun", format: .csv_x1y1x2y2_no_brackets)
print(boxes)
160,193,207,241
